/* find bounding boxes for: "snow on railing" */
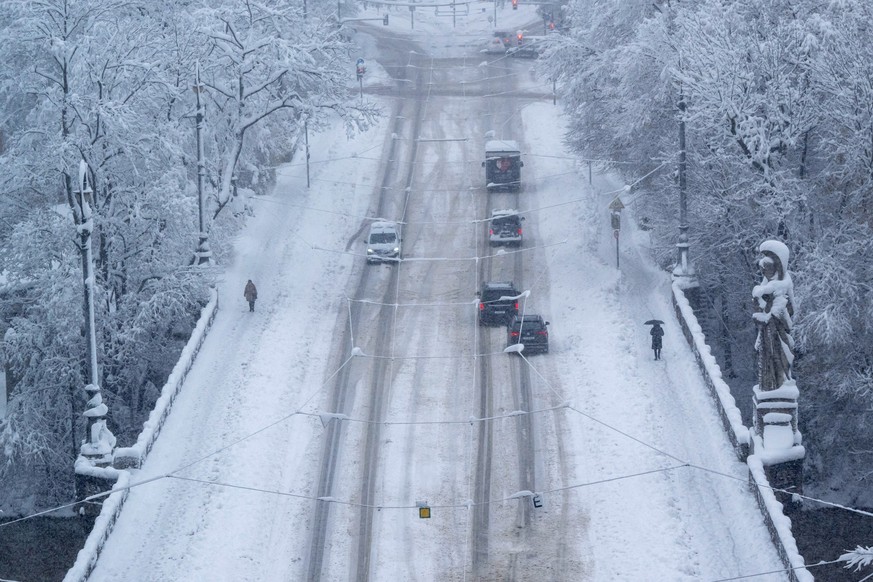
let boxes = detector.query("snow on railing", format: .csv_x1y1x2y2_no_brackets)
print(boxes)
671,282,811,582
62,470,130,582
63,288,219,582
671,281,749,459
114,287,219,467
748,452,814,582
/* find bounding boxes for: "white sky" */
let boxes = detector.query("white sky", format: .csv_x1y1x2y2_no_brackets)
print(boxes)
86,4,790,581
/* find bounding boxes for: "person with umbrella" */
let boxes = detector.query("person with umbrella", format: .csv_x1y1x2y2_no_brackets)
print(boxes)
645,320,664,360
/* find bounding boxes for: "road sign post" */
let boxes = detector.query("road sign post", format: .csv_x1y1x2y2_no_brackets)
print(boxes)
356,58,365,100
609,197,625,270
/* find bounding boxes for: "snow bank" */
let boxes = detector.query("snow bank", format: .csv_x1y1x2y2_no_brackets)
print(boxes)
64,288,220,582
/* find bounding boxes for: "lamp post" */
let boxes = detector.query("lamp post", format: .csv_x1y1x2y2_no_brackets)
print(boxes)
72,160,115,472
671,84,698,296
192,62,212,265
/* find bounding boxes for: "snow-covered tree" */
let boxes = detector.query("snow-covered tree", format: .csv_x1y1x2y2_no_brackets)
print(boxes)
546,0,873,504
0,0,379,510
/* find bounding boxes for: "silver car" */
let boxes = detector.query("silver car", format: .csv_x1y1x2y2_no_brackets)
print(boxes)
366,221,402,264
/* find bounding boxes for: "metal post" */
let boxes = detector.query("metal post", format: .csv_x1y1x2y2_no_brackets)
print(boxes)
305,120,311,188
75,163,99,393
193,62,211,265
72,161,115,469
677,86,688,269
672,82,696,288
615,231,620,269
552,78,556,106
493,0,497,27
452,0,456,28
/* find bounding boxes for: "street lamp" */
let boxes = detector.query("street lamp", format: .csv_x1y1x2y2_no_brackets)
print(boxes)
71,160,115,469
192,61,212,266
672,84,698,296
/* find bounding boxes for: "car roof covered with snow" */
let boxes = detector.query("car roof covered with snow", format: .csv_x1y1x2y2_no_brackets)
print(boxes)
485,140,521,154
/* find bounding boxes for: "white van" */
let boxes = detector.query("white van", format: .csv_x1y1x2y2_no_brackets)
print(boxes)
366,221,401,264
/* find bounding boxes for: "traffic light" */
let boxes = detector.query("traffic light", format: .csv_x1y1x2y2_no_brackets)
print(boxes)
512,0,518,9
382,13,389,25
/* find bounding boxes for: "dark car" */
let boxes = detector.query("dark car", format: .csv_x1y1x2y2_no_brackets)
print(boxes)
478,281,520,326
507,314,550,354
483,140,523,192
489,209,523,247
506,44,539,59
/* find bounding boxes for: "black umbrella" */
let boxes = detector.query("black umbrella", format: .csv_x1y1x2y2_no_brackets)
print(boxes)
644,319,664,325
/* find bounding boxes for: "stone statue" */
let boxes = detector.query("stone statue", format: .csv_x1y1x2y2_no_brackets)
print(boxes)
752,240,795,391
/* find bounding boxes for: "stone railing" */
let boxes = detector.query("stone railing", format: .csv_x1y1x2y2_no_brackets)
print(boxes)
671,281,811,582
747,453,813,582
63,288,219,582
671,282,749,460
114,288,219,468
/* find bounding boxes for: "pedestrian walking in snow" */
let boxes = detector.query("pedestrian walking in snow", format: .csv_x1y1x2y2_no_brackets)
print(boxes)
648,321,664,360
244,280,258,312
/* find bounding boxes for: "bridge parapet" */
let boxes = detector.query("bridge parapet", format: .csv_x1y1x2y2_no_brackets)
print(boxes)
672,280,812,582
63,288,219,582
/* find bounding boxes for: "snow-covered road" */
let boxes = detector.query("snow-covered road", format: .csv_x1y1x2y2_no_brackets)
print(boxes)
90,7,788,581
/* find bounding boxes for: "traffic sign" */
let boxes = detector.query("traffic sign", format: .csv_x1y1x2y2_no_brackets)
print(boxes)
608,197,625,212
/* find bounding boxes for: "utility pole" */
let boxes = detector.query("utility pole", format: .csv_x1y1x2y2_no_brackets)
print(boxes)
192,62,211,265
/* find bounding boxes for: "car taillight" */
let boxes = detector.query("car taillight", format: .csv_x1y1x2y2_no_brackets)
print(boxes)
517,228,522,235
536,330,548,335
479,303,485,311
514,301,518,310
489,228,494,235
510,331,520,337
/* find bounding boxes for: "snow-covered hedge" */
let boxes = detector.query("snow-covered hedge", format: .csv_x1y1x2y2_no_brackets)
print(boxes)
63,288,219,582
671,281,749,459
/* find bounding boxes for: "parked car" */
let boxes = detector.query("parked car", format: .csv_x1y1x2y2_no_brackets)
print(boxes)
506,314,550,354
478,281,520,326
482,140,523,192
366,221,401,264
489,209,523,247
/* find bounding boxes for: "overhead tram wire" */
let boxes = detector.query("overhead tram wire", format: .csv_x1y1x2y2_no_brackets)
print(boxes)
8,47,863,577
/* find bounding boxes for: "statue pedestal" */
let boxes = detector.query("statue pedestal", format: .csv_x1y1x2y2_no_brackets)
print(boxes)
752,382,800,438
752,383,804,506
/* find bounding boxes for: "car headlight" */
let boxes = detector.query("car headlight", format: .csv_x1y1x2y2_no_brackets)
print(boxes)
367,248,374,254
393,247,400,253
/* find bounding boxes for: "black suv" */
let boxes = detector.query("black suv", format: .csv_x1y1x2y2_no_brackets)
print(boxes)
506,314,549,354
489,209,523,247
478,282,520,326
